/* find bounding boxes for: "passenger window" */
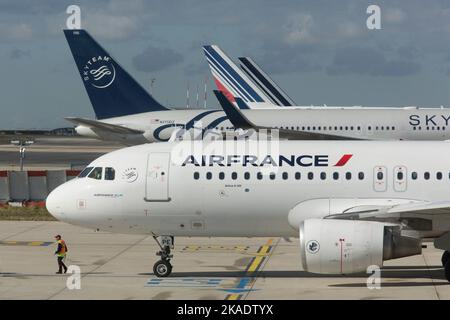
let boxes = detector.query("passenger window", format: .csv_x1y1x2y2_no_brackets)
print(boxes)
193,172,200,180
244,172,250,180
219,172,225,180
412,172,418,180
308,172,314,180
377,172,383,180
78,167,93,178
424,172,430,180
270,172,276,180
257,172,263,180
437,172,443,180
231,172,238,180
333,172,339,180
295,172,301,180
206,172,212,180
358,172,364,180
88,167,103,180
397,171,404,180
345,172,352,180
282,172,288,180
320,172,326,180
105,167,115,180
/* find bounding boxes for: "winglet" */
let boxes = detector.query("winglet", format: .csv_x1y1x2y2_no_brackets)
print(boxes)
213,90,253,129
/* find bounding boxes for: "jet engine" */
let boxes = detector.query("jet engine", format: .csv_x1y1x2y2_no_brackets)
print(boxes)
299,219,422,274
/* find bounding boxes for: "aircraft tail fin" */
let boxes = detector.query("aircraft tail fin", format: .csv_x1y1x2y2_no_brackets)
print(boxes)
238,57,295,106
64,29,168,120
202,45,272,106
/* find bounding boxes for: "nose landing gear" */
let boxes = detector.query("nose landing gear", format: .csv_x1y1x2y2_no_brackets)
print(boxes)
153,236,174,277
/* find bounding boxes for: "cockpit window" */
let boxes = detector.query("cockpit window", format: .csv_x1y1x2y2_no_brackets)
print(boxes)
88,167,103,180
78,167,93,178
105,167,115,180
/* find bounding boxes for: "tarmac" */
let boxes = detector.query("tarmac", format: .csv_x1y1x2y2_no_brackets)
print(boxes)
0,221,449,300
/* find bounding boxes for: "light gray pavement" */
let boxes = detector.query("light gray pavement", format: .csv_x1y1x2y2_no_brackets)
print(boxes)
0,221,449,300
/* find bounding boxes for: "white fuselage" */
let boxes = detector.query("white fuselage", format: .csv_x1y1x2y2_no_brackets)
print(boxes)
75,107,450,143
46,140,450,239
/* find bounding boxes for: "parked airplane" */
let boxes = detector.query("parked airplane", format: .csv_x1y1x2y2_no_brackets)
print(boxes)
63,29,261,144
46,139,450,279
64,31,450,142
213,90,450,140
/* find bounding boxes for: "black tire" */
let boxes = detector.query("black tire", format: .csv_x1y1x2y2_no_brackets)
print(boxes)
153,260,172,277
442,251,450,267
445,261,450,282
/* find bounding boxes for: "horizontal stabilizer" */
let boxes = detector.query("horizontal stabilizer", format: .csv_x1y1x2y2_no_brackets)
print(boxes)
65,117,144,135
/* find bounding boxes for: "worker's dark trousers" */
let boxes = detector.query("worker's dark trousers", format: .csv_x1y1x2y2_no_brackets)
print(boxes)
57,256,67,273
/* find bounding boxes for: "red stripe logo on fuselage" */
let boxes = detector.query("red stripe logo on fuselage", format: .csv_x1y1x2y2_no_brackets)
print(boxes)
334,154,353,167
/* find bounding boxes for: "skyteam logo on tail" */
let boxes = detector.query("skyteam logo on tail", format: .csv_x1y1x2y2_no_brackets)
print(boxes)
82,55,116,89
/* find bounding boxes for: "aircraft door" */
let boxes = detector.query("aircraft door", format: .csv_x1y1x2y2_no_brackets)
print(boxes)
393,165,407,192
145,152,171,201
373,166,387,192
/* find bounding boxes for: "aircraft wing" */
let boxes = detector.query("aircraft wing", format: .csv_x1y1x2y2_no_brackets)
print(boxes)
65,117,144,135
213,90,362,141
327,201,450,220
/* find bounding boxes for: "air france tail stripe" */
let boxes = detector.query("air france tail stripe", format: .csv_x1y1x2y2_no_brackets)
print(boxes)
204,48,252,101
240,67,281,106
204,50,254,102
239,57,295,106
208,63,250,102
213,76,236,103
203,46,256,101
240,64,284,106
203,46,264,102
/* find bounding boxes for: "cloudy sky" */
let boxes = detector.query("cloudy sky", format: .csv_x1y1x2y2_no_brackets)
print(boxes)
2,0,450,129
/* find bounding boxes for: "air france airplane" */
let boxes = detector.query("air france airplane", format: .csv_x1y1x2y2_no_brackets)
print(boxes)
214,90,450,140
46,139,450,280
205,44,450,140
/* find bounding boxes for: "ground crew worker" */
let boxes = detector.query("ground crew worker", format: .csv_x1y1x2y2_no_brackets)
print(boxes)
54,235,68,274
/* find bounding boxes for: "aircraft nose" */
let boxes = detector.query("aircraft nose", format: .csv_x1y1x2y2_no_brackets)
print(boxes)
46,185,67,221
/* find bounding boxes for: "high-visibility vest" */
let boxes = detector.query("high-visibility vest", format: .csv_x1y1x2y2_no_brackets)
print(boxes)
56,239,67,257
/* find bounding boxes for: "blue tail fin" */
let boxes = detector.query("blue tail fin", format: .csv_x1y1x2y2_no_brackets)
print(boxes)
64,29,168,119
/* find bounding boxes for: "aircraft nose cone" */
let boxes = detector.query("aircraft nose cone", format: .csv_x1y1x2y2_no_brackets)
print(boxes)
46,186,65,221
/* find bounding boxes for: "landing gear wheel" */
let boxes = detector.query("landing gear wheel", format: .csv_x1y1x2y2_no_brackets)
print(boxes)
445,261,450,282
152,236,174,277
153,260,172,277
442,251,450,267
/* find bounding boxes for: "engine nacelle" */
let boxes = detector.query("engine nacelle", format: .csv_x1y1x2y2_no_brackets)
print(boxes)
299,219,422,274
